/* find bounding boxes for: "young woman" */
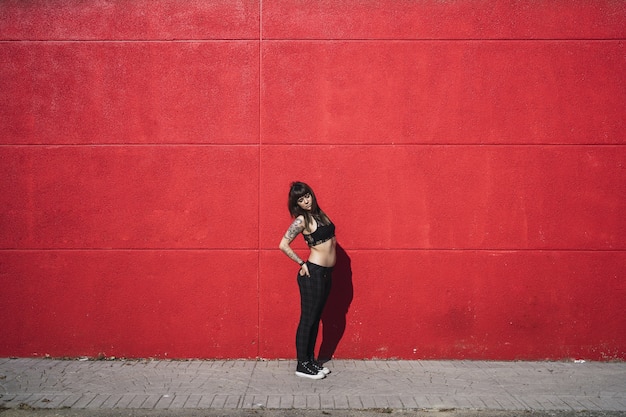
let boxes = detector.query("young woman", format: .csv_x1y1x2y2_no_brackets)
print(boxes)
279,181,336,379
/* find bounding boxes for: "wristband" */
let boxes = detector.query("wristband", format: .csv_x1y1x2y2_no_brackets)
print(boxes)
299,261,305,266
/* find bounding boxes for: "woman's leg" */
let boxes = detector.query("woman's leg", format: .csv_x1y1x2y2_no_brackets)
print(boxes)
296,263,332,362
306,267,332,360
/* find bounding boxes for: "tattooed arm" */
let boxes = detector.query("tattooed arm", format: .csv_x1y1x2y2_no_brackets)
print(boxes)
279,216,308,269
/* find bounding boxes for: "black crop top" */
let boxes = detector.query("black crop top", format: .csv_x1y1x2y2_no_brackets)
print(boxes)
303,220,335,247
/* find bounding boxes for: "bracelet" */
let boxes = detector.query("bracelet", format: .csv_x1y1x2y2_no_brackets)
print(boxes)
299,260,305,266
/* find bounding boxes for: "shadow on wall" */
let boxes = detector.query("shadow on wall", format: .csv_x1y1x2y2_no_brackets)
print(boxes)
319,244,353,360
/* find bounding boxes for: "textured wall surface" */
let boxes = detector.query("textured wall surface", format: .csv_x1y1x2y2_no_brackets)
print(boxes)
1,1,625,360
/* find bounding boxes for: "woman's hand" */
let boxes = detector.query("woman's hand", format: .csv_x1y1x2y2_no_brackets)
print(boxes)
299,263,310,277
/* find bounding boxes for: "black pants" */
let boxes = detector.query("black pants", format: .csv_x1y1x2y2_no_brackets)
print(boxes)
296,262,332,362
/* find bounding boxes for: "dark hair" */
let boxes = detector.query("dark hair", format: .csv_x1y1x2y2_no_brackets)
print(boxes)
288,181,329,229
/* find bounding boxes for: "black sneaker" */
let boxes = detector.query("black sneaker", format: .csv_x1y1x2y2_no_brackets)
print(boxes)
295,361,325,380
310,360,330,375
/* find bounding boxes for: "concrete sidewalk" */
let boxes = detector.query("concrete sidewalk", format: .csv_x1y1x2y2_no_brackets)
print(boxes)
0,358,625,412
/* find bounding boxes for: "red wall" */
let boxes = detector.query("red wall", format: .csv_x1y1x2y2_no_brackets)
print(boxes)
1,1,625,360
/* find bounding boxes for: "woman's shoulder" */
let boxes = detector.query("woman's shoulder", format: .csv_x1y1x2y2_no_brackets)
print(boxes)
291,215,307,229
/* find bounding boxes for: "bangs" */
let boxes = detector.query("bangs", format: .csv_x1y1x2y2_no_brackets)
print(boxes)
290,182,311,199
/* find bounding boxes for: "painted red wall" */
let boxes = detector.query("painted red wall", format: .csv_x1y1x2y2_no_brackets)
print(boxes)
1,1,625,360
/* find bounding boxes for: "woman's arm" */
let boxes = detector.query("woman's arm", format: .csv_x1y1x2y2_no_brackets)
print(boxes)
279,216,310,276
279,216,305,264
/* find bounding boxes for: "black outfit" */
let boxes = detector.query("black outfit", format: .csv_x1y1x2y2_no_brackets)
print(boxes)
295,218,335,362
303,220,335,247
296,261,332,362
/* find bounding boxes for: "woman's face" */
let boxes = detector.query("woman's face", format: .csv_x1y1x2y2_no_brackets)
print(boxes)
297,193,313,211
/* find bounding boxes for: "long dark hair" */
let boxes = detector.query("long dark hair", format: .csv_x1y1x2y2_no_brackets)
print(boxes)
288,181,330,230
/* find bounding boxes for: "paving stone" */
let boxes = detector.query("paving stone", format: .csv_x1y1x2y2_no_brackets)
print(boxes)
154,394,175,409
140,394,163,409
71,393,98,409
167,394,189,408
196,394,216,408
292,394,307,409
265,394,281,408
0,358,624,412
84,393,110,409
112,394,137,409
278,395,294,408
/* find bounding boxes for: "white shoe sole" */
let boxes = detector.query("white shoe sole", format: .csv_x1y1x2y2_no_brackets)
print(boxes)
295,371,325,380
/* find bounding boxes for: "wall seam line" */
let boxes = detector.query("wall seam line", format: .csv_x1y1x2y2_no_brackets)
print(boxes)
1,38,624,42
257,0,263,359
1,248,624,252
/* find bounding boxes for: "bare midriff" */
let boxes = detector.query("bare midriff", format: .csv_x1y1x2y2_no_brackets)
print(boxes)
307,237,336,267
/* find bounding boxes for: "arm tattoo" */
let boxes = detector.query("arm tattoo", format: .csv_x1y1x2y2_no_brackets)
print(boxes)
284,246,303,265
284,218,305,241
283,218,306,265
